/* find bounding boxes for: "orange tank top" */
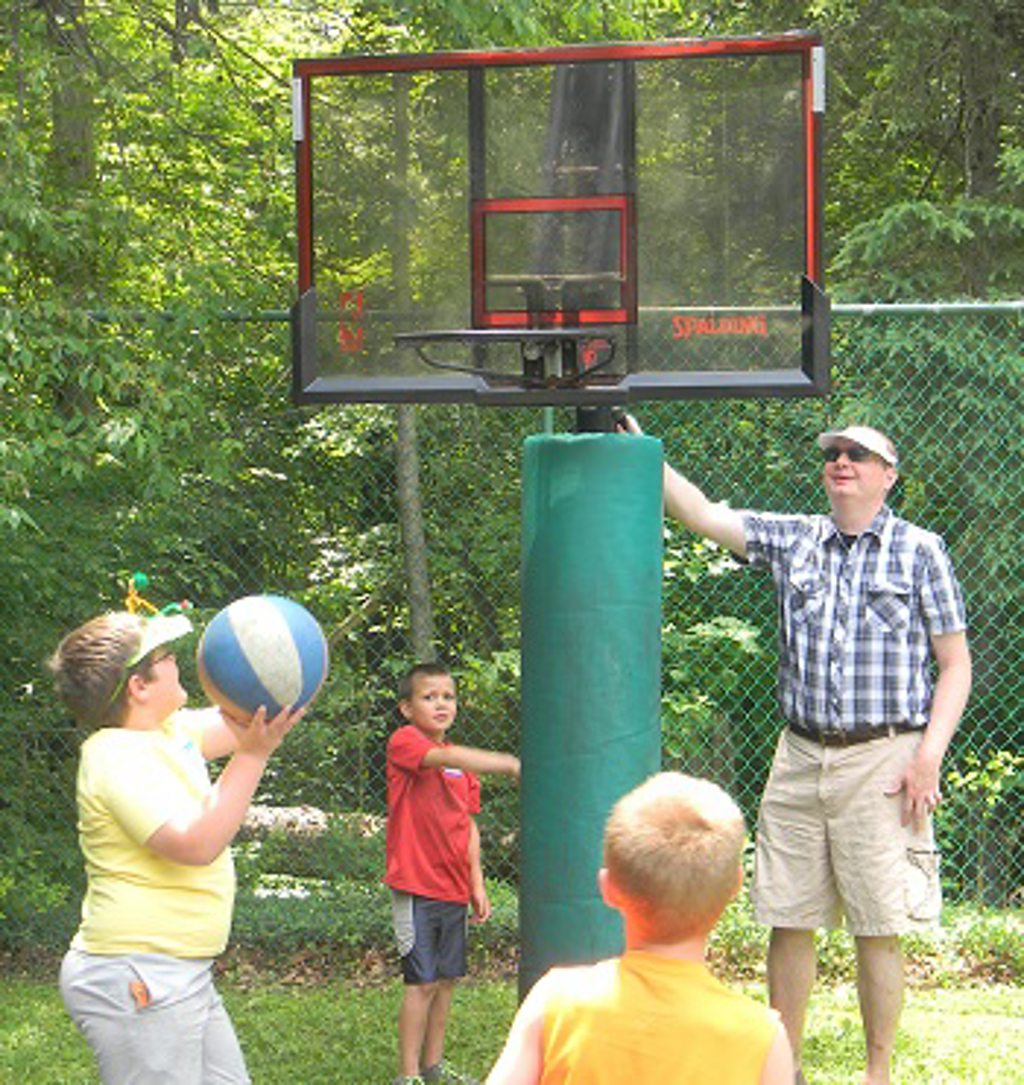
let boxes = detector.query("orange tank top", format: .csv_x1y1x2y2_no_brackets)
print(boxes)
540,951,777,1085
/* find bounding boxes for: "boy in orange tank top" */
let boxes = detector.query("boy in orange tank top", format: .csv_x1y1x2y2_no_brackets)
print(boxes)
486,772,793,1085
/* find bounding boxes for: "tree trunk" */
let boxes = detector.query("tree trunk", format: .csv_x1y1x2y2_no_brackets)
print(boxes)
43,0,96,420
390,74,434,660
44,0,95,190
395,406,436,661
959,11,1002,200
12,1,27,127
173,0,201,64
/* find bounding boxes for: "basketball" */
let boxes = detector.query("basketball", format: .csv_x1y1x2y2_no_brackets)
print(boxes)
197,595,329,717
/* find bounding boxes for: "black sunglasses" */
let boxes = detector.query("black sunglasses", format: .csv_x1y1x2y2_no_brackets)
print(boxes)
823,445,874,463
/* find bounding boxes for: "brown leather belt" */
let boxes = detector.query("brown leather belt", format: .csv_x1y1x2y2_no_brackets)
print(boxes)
788,721,923,747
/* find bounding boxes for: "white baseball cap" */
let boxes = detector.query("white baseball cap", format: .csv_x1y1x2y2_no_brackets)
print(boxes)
817,425,899,467
107,612,193,707
126,612,194,667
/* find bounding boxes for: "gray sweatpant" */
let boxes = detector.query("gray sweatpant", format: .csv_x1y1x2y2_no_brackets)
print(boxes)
60,949,250,1084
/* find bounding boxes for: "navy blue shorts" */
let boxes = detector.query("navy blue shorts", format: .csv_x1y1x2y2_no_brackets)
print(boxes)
390,891,468,985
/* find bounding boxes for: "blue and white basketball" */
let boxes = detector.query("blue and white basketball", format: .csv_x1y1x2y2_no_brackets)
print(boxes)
197,595,329,717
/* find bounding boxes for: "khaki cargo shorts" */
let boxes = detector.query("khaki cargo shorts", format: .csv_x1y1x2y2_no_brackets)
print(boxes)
752,727,942,936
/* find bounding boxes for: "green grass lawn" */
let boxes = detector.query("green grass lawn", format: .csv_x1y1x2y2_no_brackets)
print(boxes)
2,976,1022,1084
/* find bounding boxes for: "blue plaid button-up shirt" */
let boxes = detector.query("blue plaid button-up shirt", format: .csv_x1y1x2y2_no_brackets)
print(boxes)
743,505,967,731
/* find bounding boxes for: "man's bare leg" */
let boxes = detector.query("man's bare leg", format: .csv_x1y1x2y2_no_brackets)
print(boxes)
768,928,817,1080
855,935,903,1085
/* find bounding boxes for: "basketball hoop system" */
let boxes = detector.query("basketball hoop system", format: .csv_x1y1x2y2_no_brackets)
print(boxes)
290,33,829,407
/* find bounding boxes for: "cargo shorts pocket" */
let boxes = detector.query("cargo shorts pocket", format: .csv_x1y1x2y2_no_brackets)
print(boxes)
906,848,942,922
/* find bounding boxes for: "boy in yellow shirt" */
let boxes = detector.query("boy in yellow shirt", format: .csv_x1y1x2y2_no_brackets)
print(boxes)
486,772,793,1085
50,609,303,1084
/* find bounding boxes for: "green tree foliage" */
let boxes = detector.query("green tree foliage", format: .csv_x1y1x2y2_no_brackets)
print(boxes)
816,0,1024,297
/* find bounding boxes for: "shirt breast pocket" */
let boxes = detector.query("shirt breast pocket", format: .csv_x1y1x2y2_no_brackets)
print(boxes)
866,582,911,632
788,564,826,626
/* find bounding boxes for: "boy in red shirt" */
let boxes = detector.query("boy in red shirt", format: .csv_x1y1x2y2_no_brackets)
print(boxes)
386,662,520,1085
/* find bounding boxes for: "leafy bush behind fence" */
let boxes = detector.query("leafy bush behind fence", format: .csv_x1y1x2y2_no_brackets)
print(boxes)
1,304,1021,955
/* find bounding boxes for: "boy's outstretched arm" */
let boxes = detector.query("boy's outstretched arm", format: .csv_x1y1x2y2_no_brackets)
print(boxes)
485,974,548,1085
422,744,520,781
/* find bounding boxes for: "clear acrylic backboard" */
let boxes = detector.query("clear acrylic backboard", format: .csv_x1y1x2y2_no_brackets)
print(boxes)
292,32,829,406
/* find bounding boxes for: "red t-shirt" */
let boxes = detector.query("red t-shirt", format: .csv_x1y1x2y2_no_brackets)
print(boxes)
384,724,481,903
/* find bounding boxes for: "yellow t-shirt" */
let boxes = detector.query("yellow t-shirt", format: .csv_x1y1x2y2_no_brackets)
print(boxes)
71,710,235,958
541,951,778,1085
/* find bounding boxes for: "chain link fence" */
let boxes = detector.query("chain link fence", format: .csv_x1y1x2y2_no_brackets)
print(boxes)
1,302,1021,965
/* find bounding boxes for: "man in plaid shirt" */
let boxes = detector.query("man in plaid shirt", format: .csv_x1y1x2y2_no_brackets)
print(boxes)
625,419,971,1085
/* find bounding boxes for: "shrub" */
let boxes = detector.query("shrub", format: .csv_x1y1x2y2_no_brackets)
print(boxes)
948,907,1024,983
232,878,393,955
0,816,81,952
235,811,385,888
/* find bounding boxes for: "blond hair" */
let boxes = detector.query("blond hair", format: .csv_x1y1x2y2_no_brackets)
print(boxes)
48,612,148,730
603,772,746,941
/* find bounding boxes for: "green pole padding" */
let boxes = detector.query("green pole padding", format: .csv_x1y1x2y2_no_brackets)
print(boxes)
518,432,663,998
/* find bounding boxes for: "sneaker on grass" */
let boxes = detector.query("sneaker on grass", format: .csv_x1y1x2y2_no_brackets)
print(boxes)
422,1060,480,1085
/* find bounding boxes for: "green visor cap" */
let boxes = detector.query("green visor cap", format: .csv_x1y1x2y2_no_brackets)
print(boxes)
125,612,194,668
